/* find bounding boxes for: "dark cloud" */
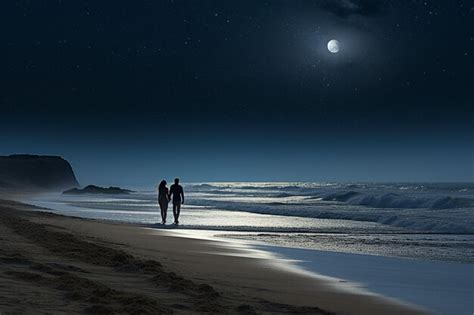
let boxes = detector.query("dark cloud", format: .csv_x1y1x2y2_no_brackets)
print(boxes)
318,0,383,17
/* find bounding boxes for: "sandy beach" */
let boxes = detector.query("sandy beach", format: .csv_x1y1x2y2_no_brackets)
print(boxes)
0,199,428,314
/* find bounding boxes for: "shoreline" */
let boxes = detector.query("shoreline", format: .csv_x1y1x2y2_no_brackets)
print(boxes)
157,229,474,315
0,198,428,314
20,194,474,265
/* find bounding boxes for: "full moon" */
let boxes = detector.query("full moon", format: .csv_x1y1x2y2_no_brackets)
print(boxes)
327,39,340,53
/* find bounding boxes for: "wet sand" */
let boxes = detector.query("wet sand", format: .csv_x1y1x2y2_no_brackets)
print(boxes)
0,199,427,314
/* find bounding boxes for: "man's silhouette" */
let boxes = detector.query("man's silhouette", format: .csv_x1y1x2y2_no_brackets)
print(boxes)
169,178,184,224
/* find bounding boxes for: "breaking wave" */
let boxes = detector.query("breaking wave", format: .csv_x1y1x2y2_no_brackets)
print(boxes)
184,182,474,234
320,191,474,210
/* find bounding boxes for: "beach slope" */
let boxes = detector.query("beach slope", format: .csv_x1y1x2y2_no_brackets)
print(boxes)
0,199,426,314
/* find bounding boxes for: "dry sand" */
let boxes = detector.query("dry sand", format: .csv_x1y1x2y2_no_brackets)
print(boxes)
0,199,428,314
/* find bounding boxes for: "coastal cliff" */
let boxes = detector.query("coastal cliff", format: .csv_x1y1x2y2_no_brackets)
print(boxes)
0,154,79,191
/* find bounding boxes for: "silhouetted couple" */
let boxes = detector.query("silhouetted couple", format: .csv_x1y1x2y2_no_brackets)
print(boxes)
158,178,184,225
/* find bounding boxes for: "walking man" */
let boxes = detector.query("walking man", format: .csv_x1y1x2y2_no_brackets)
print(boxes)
169,178,184,224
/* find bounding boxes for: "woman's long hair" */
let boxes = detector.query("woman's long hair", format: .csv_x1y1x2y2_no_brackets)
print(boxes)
158,180,167,193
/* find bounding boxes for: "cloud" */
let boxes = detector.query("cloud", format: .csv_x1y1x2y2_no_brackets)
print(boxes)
318,0,382,18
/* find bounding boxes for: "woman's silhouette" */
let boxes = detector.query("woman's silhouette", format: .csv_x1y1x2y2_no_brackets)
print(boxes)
158,180,169,224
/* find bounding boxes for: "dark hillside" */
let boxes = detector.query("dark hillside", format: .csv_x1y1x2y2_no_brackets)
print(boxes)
0,155,79,191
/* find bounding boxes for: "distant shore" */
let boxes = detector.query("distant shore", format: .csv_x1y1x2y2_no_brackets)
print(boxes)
0,199,426,314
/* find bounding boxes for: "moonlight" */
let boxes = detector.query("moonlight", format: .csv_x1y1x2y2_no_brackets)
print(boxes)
327,39,340,53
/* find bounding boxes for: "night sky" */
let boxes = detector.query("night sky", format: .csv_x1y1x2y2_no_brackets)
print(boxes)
1,0,473,185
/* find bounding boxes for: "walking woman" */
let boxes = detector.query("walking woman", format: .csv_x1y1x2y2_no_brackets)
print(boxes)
158,180,169,224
